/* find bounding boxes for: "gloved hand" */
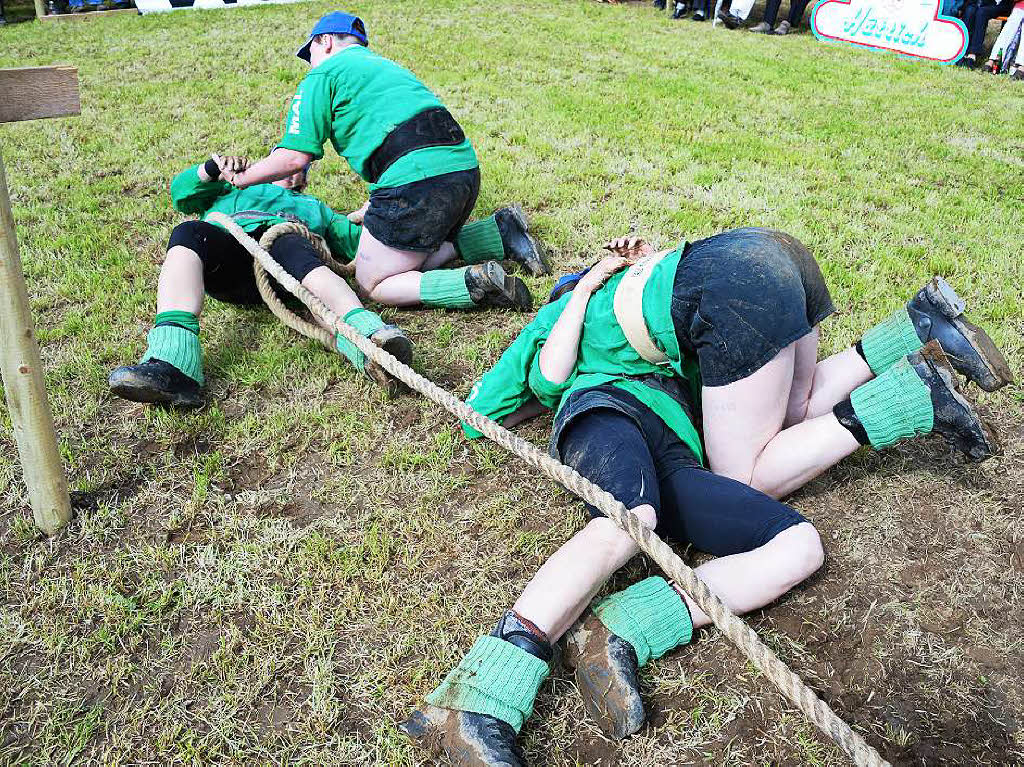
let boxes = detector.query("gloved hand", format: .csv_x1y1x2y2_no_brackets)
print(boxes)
212,154,252,183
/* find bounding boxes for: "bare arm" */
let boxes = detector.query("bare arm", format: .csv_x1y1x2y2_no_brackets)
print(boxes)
537,256,628,384
229,148,313,189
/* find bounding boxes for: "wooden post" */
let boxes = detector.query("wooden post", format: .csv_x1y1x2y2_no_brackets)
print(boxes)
33,0,45,18
0,65,80,535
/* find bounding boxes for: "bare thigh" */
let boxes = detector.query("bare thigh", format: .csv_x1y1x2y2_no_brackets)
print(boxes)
354,226,428,295
702,342,797,485
784,327,820,427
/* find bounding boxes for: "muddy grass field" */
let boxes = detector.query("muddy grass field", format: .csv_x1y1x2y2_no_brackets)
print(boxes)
1,0,1023,764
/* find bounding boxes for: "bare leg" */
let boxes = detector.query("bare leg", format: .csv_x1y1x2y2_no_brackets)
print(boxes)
675,522,823,629
703,342,861,499
301,265,364,332
156,246,205,315
421,242,458,272
355,226,452,306
513,506,657,643
785,328,874,426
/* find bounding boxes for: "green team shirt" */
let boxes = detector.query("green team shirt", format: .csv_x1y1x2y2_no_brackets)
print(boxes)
170,164,361,260
276,45,479,191
463,245,705,465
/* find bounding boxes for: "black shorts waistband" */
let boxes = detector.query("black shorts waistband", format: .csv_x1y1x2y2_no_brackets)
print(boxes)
365,107,466,184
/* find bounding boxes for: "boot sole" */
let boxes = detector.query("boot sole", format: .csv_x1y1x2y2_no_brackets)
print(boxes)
108,370,203,409
925,277,1014,392
362,327,413,398
504,205,551,277
481,261,533,311
919,344,1001,461
563,622,645,741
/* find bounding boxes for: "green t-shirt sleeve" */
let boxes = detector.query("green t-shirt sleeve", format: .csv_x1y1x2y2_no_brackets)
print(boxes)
461,298,568,439
323,208,361,262
169,164,231,215
527,355,577,410
276,75,333,160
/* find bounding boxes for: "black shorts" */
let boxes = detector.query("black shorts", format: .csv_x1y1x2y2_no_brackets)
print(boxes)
361,167,481,253
556,401,806,555
671,227,835,387
167,220,325,306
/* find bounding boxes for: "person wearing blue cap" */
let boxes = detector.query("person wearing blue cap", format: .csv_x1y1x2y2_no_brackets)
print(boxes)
225,11,548,316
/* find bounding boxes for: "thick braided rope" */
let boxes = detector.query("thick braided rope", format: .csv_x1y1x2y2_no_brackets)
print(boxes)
251,221,354,348
208,212,890,767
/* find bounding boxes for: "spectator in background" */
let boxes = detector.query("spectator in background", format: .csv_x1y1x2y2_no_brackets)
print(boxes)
980,0,1024,75
957,0,1015,67
749,0,810,33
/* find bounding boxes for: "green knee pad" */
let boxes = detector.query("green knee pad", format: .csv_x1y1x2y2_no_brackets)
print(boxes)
456,216,504,264
141,311,203,384
335,308,386,371
425,635,550,732
859,309,923,375
850,357,933,448
593,576,693,667
421,267,475,309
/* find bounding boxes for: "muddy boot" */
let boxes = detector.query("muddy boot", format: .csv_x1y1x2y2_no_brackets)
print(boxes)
494,206,550,277
906,277,1013,392
839,341,999,461
401,704,525,767
361,325,413,398
108,359,204,409
466,262,533,311
911,342,1000,461
563,613,645,740
749,20,772,31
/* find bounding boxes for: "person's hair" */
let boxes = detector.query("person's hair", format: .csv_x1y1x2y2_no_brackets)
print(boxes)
313,32,366,48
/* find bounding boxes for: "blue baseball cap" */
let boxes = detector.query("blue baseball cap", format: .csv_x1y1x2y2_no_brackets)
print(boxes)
296,11,368,61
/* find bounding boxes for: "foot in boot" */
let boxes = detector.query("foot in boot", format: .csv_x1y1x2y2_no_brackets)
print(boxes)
465,262,533,311
717,9,744,27
494,206,550,277
774,19,791,33
911,342,1000,461
749,20,772,32
401,704,524,767
672,1,690,17
108,359,203,409
563,613,645,740
362,325,413,398
907,277,1013,392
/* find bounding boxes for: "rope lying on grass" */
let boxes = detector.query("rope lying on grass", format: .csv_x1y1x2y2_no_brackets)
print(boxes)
252,221,355,349
208,211,891,767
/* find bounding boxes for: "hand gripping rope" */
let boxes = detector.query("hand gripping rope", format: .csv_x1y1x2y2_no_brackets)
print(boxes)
207,211,891,767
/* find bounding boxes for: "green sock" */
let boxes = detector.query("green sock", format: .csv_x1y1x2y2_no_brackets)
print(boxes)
455,216,504,264
335,308,386,372
425,635,550,733
859,309,923,375
849,357,934,448
593,576,693,668
140,311,203,384
421,267,475,309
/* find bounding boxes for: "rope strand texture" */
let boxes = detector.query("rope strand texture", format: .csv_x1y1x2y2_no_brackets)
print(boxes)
207,211,891,767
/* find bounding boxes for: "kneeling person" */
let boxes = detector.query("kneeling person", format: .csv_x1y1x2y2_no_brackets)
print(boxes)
225,11,546,313
109,154,412,407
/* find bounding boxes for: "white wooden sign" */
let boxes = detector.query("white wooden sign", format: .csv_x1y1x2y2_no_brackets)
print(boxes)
812,0,968,63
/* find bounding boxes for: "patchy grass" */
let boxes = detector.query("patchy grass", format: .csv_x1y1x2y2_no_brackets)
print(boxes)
1,0,1023,764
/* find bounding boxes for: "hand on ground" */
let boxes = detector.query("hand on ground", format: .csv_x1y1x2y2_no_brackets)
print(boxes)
348,201,370,223
576,256,628,294
603,236,654,261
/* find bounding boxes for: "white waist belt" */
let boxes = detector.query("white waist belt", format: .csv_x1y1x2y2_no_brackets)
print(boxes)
612,251,671,366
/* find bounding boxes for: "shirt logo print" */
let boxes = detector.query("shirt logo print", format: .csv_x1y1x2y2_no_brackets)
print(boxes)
288,93,303,135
